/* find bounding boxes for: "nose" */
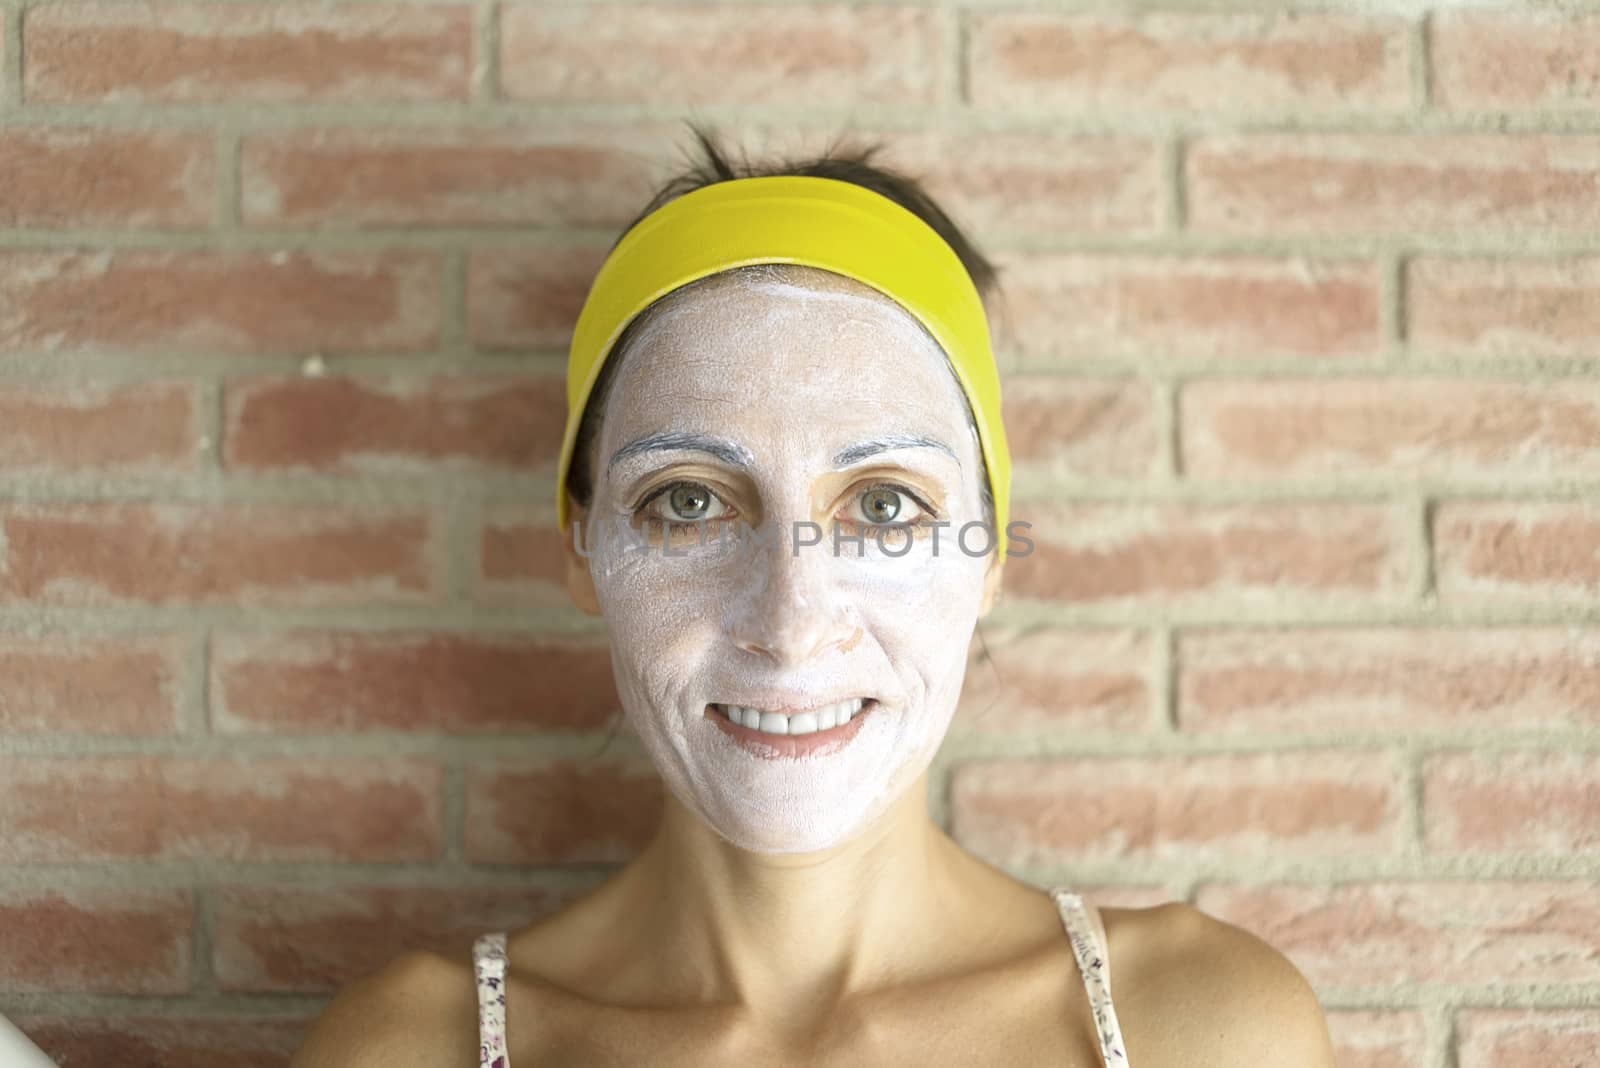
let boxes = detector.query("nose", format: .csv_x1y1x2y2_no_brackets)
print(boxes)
726,525,861,666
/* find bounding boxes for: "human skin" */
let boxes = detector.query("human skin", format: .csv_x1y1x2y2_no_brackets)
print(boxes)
561,264,1019,1032
286,264,1341,1068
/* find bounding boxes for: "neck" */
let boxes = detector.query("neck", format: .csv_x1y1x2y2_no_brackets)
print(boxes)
597,768,1009,1025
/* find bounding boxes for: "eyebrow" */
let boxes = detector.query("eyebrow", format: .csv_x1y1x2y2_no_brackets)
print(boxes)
607,431,960,475
832,434,959,469
607,431,754,476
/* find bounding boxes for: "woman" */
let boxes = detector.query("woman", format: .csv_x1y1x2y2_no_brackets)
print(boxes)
293,127,1337,1067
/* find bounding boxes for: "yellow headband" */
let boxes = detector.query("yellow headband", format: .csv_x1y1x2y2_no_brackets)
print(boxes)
558,174,1012,559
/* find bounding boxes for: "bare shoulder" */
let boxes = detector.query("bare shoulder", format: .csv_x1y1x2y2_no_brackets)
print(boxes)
1104,901,1337,1068
290,944,479,1068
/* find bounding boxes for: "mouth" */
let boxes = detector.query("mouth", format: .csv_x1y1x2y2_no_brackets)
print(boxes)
706,697,876,735
703,698,879,759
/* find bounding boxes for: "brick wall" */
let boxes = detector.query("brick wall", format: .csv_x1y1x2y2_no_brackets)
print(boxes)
1,3,1597,1066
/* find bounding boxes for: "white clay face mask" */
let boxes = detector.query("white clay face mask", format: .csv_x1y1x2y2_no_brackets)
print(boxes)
583,267,995,855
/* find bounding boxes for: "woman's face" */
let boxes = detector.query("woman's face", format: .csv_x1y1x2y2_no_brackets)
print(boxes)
568,268,999,854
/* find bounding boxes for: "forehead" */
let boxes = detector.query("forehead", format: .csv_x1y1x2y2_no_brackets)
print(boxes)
603,267,973,440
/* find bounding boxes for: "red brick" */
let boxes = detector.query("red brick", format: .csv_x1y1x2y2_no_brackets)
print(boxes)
465,759,662,864
1004,502,1410,607
210,629,618,733
0,380,198,475
953,626,1152,735
997,254,1381,363
241,126,658,228
1433,12,1600,111
950,752,1404,866
1004,377,1161,479
0,887,190,993
1424,750,1600,855
0,756,440,862
1456,1009,1600,1068
1180,378,1600,478
0,128,213,227
1434,501,1600,602
1188,134,1600,236
501,3,941,105
1326,1011,1429,1068
0,249,441,355
467,244,608,352
1196,880,1600,987
23,2,471,103
1407,257,1600,359
1178,627,1600,733
477,503,574,610
968,11,1410,112
0,501,440,608
12,1016,310,1068
0,631,184,735
222,374,565,474
211,881,600,992
849,127,1163,238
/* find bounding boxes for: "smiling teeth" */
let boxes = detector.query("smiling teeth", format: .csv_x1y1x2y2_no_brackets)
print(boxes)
718,698,866,736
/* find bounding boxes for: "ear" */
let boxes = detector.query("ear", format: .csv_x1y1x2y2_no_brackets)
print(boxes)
978,550,1005,617
562,499,602,617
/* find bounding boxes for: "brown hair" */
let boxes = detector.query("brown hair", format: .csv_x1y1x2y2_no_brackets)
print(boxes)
562,122,1007,535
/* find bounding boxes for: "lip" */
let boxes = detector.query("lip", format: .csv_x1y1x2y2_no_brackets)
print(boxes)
704,699,877,760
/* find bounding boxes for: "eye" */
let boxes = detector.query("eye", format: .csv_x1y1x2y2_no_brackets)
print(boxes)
844,483,936,528
635,480,732,527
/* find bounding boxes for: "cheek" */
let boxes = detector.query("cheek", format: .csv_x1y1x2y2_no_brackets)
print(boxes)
849,547,988,688
590,549,727,707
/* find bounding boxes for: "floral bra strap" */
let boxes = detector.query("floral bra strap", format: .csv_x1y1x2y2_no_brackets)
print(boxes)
473,931,510,1068
1050,889,1129,1066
